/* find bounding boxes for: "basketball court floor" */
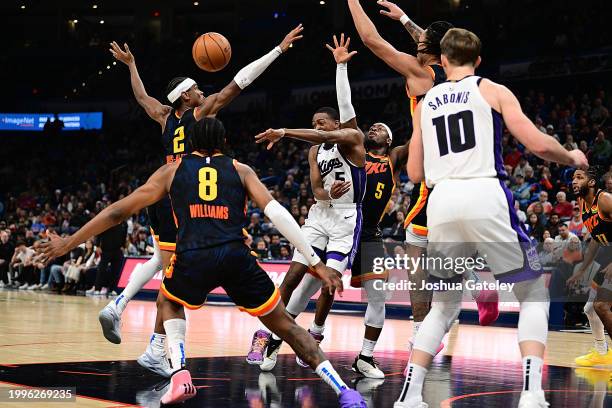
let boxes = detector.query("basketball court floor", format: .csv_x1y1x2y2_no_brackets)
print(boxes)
0,290,609,407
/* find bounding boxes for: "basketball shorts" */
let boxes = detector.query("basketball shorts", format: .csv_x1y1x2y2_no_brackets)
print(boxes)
161,241,280,316
427,178,542,284
292,202,362,273
148,196,177,252
351,226,388,287
404,183,429,248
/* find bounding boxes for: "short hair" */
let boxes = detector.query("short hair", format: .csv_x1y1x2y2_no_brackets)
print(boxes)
586,165,603,185
314,107,339,121
420,21,454,57
441,28,481,66
191,117,226,153
165,76,188,109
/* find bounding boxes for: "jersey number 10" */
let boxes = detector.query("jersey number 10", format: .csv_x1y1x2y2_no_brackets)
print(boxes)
432,110,476,156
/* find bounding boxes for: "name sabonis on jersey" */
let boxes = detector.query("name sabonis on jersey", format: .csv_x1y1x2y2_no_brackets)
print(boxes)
189,204,229,220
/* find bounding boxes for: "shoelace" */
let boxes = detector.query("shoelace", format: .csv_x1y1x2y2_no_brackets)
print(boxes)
251,336,268,353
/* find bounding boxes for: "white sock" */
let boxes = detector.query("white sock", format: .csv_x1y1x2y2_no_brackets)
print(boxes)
595,338,608,355
146,333,166,357
361,338,377,358
522,356,543,392
119,242,163,311
271,333,281,341
310,322,325,335
315,360,347,395
397,363,427,403
410,321,422,346
164,319,186,371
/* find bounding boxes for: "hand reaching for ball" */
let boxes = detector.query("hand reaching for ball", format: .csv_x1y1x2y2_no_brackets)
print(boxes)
279,24,304,53
109,41,135,66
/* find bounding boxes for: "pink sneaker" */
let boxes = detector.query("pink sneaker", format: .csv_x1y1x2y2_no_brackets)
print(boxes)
404,342,444,376
475,290,499,326
160,369,197,404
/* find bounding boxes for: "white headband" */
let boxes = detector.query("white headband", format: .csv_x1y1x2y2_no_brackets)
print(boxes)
374,122,393,141
167,78,196,103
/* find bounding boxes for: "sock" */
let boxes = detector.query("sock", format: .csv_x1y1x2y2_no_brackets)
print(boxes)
271,333,281,341
315,360,347,396
119,242,163,311
164,319,186,371
310,322,325,335
397,363,427,403
361,338,377,358
594,338,608,355
522,356,543,392
146,332,166,358
410,321,422,346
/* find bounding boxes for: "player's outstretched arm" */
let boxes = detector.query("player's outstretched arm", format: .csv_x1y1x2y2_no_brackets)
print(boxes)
109,41,171,127
377,0,424,44
390,141,409,184
326,34,359,129
347,0,427,79
237,162,343,294
37,164,176,263
199,24,304,119
407,103,424,183
309,146,351,201
486,80,588,168
255,128,363,150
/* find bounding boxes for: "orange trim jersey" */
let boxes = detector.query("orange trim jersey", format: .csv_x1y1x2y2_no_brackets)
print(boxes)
162,108,198,164
581,190,612,246
363,152,395,228
403,64,446,231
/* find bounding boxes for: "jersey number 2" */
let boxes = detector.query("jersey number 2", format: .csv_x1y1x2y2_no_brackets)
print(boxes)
198,168,218,201
432,110,476,156
173,126,185,153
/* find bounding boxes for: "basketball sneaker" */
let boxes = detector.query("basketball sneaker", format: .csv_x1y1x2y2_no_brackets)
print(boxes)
352,355,384,379
338,388,367,407
260,337,283,372
574,348,612,366
137,350,173,378
160,369,197,404
475,289,499,326
296,330,323,367
394,400,428,408
574,367,612,386
98,300,122,344
517,390,549,408
246,330,271,365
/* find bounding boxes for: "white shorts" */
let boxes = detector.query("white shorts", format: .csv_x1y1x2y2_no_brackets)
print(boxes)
405,225,428,248
427,178,542,283
292,202,362,272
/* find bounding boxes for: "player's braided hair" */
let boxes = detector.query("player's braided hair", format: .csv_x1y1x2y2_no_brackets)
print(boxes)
420,21,454,57
191,117,226,154
165,76,188,109
586,165,603,186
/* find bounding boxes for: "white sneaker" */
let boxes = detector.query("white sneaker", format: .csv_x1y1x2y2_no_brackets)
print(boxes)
27,284,37,290
99,287,108,296
260,338,283,372
137,351,173,378
99,300,122,344
19,283,29,290
518,390,549,408
352,354,385,379
109,290,118,297
394,400,428,408
41,283,49,290
0,281,6,288
85,287,96,295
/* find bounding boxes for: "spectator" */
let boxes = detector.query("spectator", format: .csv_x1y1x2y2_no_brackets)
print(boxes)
9,241,36,289
567,205,585,238
87,220,127,296
0,230,14,287
546,213,561,238
268,234,282,259
591,131,611,165
254,239,269,259
513,158,530,178
247,213,262,237
512,175,532,208
539,237,562,266
278,245,291,260
527,191,553,216
554,224,577,245
605,172,612,193
552,191,573,219
515,201,527,224
525,213,544,241
61,244,85,294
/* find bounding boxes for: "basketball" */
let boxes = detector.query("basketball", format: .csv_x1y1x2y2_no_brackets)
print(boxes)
192,32,232,72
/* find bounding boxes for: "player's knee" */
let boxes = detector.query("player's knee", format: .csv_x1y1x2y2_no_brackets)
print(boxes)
584,301,595,315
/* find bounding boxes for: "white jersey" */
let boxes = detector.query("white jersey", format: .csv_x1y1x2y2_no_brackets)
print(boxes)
316,143,366,206
421,75,506,187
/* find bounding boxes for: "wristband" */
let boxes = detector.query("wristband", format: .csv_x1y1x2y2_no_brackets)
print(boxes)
400,14,410,26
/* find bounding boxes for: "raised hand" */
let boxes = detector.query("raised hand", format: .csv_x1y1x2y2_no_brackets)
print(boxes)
377,0,405,20
325,33,358,64
109,41,135,66
255,128,285,150
279,24,304,53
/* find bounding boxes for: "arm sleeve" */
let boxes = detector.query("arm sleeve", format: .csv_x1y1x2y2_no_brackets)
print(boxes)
336,63,356,123
234,47,283,90
264,200,321,266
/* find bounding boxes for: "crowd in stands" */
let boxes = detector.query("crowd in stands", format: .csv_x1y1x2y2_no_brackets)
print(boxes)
0,85,610,307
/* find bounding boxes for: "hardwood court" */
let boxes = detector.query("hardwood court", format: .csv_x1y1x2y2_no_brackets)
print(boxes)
0,290,609,407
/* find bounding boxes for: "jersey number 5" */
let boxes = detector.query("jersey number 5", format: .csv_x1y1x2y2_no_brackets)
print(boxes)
375,182,385,199
173,126,185,153
432,110,476,156
198,168,218,201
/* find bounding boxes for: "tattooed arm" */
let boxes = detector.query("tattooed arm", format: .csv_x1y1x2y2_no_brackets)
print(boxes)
378,0,424,44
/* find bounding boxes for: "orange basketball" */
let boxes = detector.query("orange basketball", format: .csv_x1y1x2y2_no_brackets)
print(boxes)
192,32,232,72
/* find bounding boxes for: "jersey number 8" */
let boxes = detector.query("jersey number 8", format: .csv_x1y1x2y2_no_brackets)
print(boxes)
198,167,218,201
